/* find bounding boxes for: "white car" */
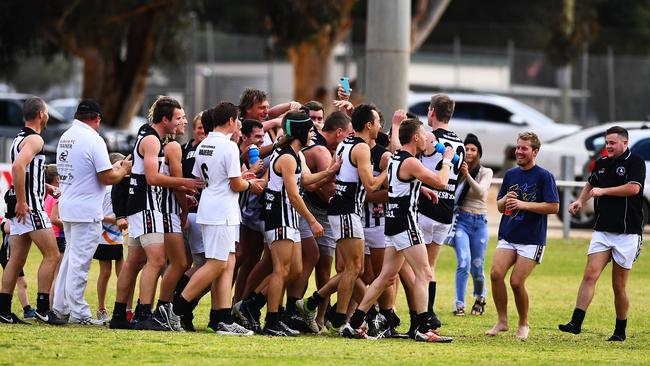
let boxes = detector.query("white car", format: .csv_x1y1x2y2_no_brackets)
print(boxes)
49,98,147,154
408,92,581,169
556,127,650,228
536,121,650,180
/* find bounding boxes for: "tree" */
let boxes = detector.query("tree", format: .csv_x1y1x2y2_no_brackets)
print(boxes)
203,0,450,104
0,0,194,128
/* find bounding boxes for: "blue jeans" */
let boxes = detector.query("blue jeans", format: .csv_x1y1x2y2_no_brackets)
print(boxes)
452,211,488,307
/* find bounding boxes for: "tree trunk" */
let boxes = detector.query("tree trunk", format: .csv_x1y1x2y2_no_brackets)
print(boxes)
79,15,156,128
287,33,334,104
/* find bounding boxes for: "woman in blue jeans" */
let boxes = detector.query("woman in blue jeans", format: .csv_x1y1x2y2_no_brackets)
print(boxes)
452,134,493,316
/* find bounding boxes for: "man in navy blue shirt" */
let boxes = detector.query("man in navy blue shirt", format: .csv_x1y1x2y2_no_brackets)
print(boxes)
486,132,559,340
559,126,645,342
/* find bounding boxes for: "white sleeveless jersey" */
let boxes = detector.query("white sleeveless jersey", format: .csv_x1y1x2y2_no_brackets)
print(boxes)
328,136,367,216
127,125,165,214
7,127,46,213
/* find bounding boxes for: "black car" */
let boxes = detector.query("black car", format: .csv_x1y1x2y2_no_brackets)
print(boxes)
0,93,71,163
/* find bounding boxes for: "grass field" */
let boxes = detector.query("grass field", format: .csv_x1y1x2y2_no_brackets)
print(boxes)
2,237,648,365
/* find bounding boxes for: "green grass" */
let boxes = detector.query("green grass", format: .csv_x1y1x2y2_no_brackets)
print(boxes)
2,237,648,365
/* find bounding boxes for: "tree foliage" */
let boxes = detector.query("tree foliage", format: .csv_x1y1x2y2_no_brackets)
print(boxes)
0,0,196,127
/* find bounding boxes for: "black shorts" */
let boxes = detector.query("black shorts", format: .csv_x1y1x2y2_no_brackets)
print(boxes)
0,236,25,277
56,237,66,253
93,244,124,261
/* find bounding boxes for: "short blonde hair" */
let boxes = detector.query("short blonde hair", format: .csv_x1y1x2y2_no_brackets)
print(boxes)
517,131,541,151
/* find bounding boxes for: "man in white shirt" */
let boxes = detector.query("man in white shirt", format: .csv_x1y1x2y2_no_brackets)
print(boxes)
53,100,132,325
173,102,262,335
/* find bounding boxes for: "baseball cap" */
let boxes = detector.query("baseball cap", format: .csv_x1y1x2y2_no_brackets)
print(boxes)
76,99,102,116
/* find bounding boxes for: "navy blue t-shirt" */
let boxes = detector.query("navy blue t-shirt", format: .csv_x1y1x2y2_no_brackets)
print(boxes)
497,165,559,246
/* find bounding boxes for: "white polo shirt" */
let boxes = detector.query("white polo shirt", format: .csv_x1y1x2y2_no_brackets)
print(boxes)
57,120,112,222
192,131,242,225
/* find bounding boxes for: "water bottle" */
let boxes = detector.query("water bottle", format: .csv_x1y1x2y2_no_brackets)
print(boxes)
434,142,460,164
249,145,260,165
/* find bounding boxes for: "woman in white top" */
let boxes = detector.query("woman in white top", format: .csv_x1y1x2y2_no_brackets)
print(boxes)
452,134,493,316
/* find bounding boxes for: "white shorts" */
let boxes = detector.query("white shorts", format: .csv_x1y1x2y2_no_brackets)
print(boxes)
187,213,204,254
298,216,314,240
328,214,364,242
128,210,164,239
364,226,386,250
9,210,52,236
265,226,301,246
202,224,237,261
162,213,182,234
386,228,424,252
496,239,546,264
418,214,452,245
588,231,642,270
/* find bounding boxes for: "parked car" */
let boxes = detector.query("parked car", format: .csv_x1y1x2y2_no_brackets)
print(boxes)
536,121,650,180
0,93,71,162
49,98,145,155
408,92,581,169
556,127,650,228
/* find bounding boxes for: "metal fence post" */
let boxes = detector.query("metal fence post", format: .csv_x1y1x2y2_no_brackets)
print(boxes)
561,155,575,239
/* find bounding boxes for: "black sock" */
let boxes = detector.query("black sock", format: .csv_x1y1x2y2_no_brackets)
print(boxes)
416,312,431,333
137,304,152,320
36,293,49,314
332,312,347,328
428,281,437,313
306,291,323,311
571,308,586,327
189,299,200,312
173,295,191,317
174,274,191,295
379,308,392,321
243,292,256,303
113,302,127,320
614,318,627,337
285,297,298,314
349,309,366,329
0,293,12,315
210,308,234,325
408,310,417,334
252,293,267,311
23,305,32,312
265,311,280,326
367,305,378,318
156,300,170,310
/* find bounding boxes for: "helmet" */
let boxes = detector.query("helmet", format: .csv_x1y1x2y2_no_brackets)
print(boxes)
284,115,313,146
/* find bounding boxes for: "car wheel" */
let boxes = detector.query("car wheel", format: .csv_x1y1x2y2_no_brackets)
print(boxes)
557,188,596,229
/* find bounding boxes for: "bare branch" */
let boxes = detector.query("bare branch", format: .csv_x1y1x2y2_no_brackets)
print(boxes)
411,0,451,52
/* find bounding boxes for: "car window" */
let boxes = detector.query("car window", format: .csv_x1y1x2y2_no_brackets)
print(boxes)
409,101,429,117
453,102,512,124
631,138,650,161
0,100,24,127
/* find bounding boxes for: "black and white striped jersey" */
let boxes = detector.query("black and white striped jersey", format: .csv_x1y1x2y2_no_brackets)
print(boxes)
418,128,465,224
127,125,165,215
363,143,388,228
182,139,200,213
327,136,367,216
160,158,180,215
6,127,46,214
263,145,302,231
385,150,422,236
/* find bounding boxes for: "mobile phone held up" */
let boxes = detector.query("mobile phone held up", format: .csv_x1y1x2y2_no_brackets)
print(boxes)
340,77,351,95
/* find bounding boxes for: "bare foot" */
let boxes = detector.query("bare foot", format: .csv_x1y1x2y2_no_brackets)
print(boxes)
485,322,509,336
515,325,530,340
